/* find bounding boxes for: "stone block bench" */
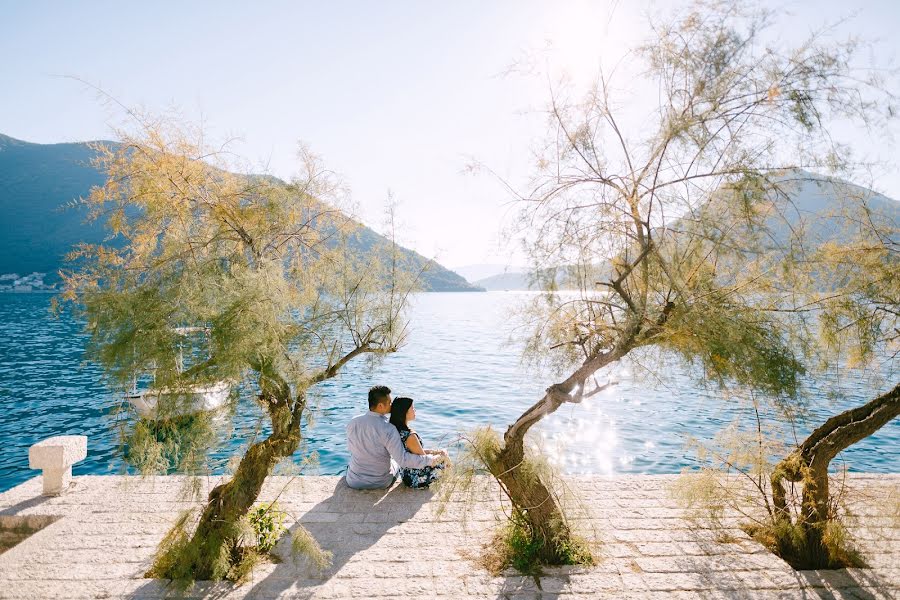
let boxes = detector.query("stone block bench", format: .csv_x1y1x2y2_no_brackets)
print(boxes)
28,436,87,496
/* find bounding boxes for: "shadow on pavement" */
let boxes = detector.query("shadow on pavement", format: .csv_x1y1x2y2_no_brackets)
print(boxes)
244,477,432,599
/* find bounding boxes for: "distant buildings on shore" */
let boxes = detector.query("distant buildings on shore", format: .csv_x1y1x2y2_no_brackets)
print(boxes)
0,273,58,292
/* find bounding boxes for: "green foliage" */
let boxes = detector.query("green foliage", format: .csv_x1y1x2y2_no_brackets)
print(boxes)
814,232,899,368
469,426,503,464
511,0,897,579
124,414,217,476
224,547,265,586
510,0,895,406
247,503,286,554
675,417,787,537
672,468,733,539
661,299,805,399
146,497,334,589
58,119,423,400
481,509,594,576
146,503,290,589
510,0,899,582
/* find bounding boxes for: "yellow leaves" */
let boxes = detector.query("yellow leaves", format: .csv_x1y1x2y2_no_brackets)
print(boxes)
59,113,421,414
767,84,781,103
106,208,127,236
710,352,729,372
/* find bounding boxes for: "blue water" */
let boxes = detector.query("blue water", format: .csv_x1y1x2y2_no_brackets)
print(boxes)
0,292,897,492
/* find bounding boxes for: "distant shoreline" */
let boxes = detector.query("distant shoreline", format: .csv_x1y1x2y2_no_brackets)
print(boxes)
0,289,492,295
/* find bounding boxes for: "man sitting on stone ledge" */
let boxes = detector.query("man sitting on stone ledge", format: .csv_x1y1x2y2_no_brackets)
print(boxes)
345,385,444,489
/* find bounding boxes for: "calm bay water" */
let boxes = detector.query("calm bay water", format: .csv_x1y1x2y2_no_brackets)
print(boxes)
0,291,897,492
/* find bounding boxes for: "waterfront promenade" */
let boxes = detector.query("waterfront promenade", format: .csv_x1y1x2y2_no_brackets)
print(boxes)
0,474,897,599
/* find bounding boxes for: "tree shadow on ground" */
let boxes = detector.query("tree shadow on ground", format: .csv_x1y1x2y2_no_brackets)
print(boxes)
789,566,892,599
124,477,430,599
675,524,897,600
482,521,899,598
242,477,432,599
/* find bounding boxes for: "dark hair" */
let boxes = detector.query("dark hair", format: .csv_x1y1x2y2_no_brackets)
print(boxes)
368,385,391,410
389,397,414,433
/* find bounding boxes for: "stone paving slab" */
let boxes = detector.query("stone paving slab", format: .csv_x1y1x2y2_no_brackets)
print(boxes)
0,474,897,599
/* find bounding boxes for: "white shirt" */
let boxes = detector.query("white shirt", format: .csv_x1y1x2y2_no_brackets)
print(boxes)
345,411,436,489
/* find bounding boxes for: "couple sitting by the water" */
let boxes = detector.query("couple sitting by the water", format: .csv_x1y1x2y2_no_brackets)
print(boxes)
345,385,450,490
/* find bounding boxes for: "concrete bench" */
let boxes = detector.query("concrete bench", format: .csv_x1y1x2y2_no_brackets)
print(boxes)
28,436,87,496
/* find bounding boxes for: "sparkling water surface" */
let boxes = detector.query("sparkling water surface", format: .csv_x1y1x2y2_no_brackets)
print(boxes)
0,292,897,492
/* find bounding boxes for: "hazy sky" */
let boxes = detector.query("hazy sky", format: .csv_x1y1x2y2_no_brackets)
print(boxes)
2,1,899,269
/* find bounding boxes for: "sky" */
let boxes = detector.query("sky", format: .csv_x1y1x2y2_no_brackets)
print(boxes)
2,0,899,270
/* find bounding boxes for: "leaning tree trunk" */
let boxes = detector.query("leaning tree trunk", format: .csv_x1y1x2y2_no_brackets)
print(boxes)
164,370,304,581
770,381,900,568
492,343,630,564
494,399,573,564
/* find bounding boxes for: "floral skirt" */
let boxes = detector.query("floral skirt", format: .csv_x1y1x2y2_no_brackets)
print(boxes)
400,462,445,489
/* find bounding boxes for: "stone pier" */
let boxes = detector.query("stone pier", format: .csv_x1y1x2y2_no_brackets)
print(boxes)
0,474,897,599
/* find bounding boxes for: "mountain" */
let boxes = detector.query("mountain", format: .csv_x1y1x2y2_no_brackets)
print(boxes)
0,134,112,280
473,271,533,291
452,263,527,285
474,266,589,291
476,170,899,291
765,169,900,243
0,134,481,292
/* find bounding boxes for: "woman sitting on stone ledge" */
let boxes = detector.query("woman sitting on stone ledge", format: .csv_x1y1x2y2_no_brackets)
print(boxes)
389,396,448,489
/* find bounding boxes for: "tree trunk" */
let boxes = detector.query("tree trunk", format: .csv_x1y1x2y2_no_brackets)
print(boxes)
770,381,899,568
494,420,572,564
492,339,633,564
163,371,305,581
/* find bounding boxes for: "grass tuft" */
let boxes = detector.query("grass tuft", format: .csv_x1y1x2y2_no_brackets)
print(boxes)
480,509,594,575
290,523,333,572
743,519,866,571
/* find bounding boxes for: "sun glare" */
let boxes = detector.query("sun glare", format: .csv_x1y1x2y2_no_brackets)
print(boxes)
538,0,641,88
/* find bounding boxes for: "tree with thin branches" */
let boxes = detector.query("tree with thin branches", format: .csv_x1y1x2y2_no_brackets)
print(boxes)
57,115,421,582
479,0,896,566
